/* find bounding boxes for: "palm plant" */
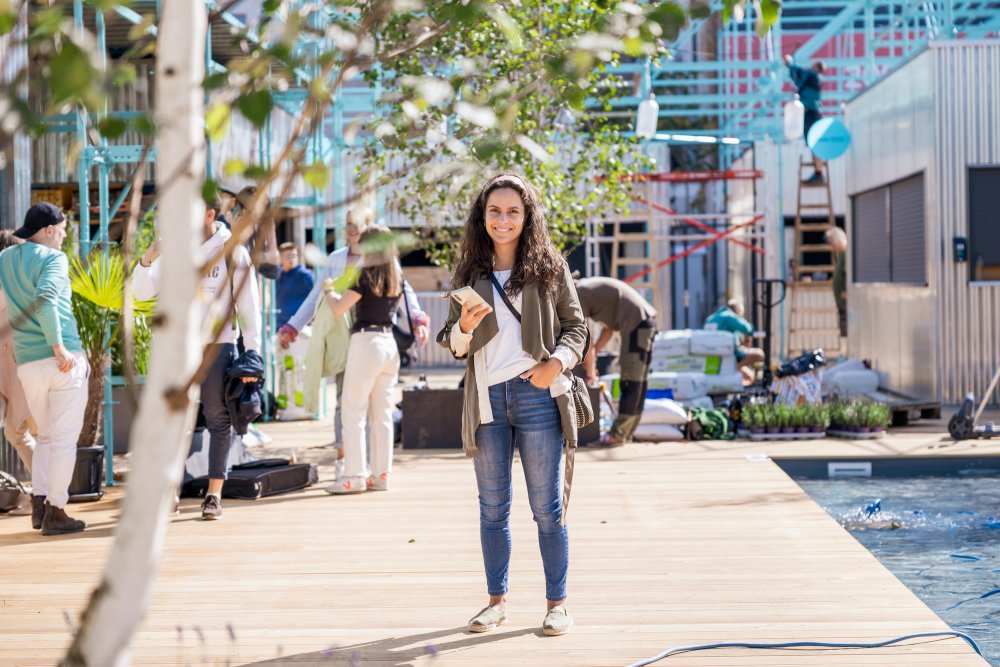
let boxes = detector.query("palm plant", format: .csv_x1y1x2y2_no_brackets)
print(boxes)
70,249,155,447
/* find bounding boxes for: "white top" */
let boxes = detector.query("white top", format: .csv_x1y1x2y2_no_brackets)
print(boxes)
131,223,262,352
483,270,539,386
449,271,576,425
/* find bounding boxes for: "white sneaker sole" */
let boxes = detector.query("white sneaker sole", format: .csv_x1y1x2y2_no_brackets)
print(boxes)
324,485,366,495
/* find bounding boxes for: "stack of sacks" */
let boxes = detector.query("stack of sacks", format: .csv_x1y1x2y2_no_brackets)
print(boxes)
645,329,743,398
822,358,880,397
632,397,688,442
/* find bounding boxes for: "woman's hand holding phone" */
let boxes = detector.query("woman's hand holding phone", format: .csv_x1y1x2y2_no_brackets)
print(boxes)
458,300,492,334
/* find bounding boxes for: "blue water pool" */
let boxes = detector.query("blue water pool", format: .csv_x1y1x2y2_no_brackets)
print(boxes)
796,474,1000,665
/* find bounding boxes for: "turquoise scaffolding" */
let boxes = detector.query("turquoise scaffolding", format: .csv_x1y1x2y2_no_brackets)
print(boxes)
41,0,375,486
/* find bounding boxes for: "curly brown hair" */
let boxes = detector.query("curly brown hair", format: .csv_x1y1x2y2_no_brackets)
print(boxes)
452,172,564,298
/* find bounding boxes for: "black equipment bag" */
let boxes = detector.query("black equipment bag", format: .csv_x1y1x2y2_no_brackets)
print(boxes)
181,458,318,500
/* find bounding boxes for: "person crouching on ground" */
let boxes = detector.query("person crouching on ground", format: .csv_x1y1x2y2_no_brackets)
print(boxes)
323,225,405,494
132,197,262,520
0,203,88,535
704,298,764,385
437,172,588,637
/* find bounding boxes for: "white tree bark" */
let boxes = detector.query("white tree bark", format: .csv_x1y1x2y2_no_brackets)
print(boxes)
65,1,207,664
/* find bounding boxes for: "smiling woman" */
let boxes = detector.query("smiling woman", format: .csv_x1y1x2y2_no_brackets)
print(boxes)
437,172,589,638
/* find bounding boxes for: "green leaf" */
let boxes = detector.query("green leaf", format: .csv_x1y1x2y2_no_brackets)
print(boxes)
760,0,781,25
647,2,688,42
236,90,273,128
564,84,587,110
472,137,505,161
205,103,231,143
690,0,712,20
244,165,268,180
48,40,99,108
262,0,281,12
98,117,128,139
435,2,483,22
0,10,16,35
623,36,644,58
202,179,219,205
486,6,524,53
204,72,229,90
757,0,780,36
302,162,329,190
31,7,63,36
223,159,247,178
111,63,138,87
130,113,155,135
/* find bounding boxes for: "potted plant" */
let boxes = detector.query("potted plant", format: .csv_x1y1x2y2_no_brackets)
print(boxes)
813,405,829,433
745,405,764,434
868,403,890,433
765,408,780,434
69,248,155,448
795,406,810,433
855,403,871,433
775,405,792,434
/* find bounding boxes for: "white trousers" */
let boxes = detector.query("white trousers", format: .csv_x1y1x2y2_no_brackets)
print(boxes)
341,332,399,481
16,353,89,508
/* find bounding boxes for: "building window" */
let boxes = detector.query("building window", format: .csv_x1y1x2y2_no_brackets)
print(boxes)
852,187,889,283
889,174,926,284
969,167,1000,282
851,173,925,285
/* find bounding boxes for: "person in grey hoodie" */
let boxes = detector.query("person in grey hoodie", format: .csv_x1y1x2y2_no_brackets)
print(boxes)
132,198,262,520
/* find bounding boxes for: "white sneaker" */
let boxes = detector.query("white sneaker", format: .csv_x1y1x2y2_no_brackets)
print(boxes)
325,476,367,495
367,472,390,492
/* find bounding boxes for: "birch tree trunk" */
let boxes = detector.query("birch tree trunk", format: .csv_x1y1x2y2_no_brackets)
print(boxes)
65,1,207,664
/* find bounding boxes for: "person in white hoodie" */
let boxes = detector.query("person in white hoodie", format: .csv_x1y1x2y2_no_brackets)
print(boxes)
132,198,262,520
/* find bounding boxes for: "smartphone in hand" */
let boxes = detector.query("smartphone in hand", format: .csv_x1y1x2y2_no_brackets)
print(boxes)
450,286,488,309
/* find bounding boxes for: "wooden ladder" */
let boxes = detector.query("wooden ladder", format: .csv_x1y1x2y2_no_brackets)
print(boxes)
610,195,660,310
787,157,843,358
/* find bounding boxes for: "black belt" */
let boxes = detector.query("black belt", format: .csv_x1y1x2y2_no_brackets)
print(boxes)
356,325,392,333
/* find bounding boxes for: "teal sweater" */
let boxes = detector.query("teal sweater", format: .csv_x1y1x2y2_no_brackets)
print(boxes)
0,243,82,364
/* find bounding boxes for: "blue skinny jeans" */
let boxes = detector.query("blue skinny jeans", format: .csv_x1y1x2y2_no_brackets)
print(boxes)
473,377,568,602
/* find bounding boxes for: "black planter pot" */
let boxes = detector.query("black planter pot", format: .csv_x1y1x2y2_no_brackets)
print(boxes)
68,446,104,502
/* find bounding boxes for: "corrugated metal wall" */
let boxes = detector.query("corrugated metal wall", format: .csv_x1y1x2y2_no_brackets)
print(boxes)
31,65,158,185
845,42,1000,403
933,41,1000,404
409,291,462,369
1,8,31,228
843,49,938,400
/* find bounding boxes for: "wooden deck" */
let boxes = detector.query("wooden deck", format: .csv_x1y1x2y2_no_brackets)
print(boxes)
0,410,993,666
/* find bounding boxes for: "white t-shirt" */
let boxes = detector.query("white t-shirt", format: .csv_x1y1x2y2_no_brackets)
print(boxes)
484,270,538,387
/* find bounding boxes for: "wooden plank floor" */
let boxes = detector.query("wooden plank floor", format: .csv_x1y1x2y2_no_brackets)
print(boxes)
1,408,993,665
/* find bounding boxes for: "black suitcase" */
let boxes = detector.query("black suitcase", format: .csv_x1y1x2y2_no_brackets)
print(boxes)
181,458,318,499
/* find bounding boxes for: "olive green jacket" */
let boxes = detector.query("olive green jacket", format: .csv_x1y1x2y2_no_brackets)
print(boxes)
437,262,589,521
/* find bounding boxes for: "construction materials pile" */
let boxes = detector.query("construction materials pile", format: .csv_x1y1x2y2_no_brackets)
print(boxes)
601,329,745,441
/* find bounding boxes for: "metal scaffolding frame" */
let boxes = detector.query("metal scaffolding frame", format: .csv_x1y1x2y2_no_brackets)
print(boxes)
602,0,1000,149
35,0,375,484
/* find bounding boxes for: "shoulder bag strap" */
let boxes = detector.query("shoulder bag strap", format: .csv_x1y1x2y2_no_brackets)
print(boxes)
400,280,414,331
488,272,521,323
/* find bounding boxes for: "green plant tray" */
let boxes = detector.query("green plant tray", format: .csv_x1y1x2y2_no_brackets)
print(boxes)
825,428,885,440
738,430,826,442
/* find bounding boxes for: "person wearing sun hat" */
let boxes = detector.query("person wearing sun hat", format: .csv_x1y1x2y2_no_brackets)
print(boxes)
0,202,88,535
